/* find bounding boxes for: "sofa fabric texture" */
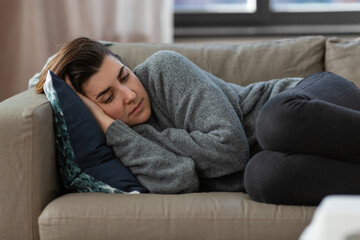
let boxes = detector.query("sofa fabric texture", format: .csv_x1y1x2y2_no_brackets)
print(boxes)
108,36,325,86
39,192,314,240
0,90,61,240
1,36,359,240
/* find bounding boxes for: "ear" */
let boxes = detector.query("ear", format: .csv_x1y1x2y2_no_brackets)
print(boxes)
65,74,74,89
64,75,74,90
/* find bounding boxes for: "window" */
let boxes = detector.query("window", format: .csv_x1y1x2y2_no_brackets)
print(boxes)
271,0,360,12
175,0,256,13
174,0,360,37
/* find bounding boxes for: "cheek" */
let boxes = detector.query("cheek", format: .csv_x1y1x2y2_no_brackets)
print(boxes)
102,102,124,120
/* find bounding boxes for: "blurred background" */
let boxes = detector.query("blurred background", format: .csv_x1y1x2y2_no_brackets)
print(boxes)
1,0,360,101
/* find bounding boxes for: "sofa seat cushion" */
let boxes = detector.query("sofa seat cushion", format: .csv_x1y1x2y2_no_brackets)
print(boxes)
39,192,316,240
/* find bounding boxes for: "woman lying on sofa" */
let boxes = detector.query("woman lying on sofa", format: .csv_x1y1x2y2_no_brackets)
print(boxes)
35,37,360,206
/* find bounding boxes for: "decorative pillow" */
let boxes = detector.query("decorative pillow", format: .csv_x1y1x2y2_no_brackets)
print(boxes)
43,70,147,194
325,37,360,88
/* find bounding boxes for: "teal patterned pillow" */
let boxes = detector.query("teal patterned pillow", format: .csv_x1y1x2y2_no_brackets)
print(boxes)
43,71,147,194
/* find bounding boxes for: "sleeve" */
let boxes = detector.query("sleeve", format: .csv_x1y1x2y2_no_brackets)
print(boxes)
105,120,199,194
133,51,250,179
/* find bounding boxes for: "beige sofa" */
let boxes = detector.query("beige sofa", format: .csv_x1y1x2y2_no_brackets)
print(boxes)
1,36,359,240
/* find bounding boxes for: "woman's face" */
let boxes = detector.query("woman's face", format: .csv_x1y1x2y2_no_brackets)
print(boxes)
82,55,151,127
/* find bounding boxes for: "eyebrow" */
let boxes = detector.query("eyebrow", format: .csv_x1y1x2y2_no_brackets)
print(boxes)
95,65,125,99
117,65,125,80
95,87,111,100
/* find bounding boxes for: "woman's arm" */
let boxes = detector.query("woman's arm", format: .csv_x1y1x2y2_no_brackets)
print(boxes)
133,85,248,179
106,120,199,193
133,51,250,179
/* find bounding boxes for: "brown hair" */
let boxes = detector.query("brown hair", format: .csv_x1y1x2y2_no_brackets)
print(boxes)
35,37,123,94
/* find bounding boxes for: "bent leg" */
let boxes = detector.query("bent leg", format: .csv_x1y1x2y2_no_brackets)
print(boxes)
289,72,360,110
256,72,360,163
244,151,360,206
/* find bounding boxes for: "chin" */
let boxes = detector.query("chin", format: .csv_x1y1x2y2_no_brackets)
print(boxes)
137,110,152,126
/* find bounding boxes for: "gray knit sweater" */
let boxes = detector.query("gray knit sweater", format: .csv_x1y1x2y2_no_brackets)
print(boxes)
105,51,301,194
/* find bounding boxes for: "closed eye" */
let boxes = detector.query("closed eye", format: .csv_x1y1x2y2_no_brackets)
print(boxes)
104,93,114,103
121,72,129,82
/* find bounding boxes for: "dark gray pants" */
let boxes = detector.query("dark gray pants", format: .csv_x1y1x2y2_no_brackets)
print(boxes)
244,72,360,206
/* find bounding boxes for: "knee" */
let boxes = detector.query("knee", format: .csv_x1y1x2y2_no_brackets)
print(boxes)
244,151,291,204
244,152,275,203
255,93,309,151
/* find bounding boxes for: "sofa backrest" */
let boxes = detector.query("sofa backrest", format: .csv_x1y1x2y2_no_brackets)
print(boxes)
109,36,326,86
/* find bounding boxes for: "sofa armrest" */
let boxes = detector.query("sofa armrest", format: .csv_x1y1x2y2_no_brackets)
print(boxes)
0,89,62,240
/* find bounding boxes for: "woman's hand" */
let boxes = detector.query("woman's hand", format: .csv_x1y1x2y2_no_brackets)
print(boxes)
65,75,115,133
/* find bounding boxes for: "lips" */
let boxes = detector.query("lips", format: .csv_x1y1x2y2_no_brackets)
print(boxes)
130,99,143,116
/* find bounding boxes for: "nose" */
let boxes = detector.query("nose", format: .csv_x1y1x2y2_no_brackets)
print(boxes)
119,85,136,103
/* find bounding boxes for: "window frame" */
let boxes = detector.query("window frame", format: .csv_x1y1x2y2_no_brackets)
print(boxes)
174,0,360,38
